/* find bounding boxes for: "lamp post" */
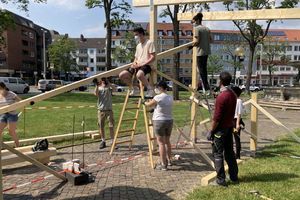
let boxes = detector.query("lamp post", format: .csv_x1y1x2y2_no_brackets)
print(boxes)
41,29,47,79
50,63,54,79
234,46,245,85
257,43,263,85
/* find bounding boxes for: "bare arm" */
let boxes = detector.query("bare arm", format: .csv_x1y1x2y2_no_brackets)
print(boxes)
145,99,157,107
93,86,98,96
133,53,156,68
236,114,241,130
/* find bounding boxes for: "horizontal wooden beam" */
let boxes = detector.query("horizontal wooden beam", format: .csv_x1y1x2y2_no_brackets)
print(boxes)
0,42,193,115
178,8,300,21
133,0,225,7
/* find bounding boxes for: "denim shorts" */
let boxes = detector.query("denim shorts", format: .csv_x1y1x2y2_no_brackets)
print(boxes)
0,113,19,123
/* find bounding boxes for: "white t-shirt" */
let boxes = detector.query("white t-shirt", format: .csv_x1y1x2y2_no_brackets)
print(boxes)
152,93,173,121
135,39,156,67
234,98,244,119
0,91,18,114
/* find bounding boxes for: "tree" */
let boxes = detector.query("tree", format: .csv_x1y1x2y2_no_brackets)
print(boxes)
112,31,136,65
0,0,46,43
207,54,223,84
85,0,132,71
48,35,77,80
159,4,209,100
260,36,287,86
224,0,299,93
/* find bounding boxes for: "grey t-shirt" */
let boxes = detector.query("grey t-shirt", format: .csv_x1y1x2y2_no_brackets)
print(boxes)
97,86,112,111
152,93,173,121
0,91,18,114
194,25,211,56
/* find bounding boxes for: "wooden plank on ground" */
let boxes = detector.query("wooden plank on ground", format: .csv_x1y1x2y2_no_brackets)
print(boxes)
2,147,57,166
178,8,300,21
133,0,225,7
2,143,66,181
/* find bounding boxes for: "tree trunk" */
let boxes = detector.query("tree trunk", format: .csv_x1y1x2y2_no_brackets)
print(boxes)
233,56,237,84
105,9,112,71
172,5,180,100
268,67,272,86
246,45,255,94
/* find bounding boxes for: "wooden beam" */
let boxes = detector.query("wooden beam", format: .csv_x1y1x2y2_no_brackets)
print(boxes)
0,42,193,115
133,0,225,7
250,99,300,143
250,93,258,154
178,8,300,21
2,142,66,181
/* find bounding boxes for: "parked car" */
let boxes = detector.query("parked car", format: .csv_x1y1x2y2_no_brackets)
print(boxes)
249,84,263,92
64,81,88,92
166,81,173,91
278,83,294,87
239,84,246,91
0,77,29,94
38,79,64,92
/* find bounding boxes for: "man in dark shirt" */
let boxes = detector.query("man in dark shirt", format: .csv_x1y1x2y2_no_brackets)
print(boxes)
209,71,238,186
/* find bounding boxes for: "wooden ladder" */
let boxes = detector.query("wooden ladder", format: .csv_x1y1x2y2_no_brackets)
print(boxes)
110,82,156,169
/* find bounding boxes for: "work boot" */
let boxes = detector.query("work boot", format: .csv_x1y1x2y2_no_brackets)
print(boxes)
99,140,106,149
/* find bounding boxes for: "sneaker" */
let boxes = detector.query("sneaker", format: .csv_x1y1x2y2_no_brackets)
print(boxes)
155,163,167,171
167,160,173,166
99,141,106,149
145,89,155,98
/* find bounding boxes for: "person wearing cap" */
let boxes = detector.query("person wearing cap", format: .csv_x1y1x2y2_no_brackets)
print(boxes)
144,81,173,171
191,12,212,92
231,85,245,159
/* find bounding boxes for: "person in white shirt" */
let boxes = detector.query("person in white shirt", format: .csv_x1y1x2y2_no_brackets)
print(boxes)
232,86,245,159
119,27,156,97
144,81,173,170
0,82,22,147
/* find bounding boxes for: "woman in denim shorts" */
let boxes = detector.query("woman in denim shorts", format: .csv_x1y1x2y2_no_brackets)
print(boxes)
0,82,22,147
144,81,173,171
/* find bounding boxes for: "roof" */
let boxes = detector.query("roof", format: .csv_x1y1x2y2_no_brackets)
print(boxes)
70,38,106,49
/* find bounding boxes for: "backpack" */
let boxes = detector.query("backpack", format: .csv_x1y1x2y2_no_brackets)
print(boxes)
32,139,49,152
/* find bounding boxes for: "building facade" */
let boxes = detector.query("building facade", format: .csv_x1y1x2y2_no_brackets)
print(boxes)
0,11,52,84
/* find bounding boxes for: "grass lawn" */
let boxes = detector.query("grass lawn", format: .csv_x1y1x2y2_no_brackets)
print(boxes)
186,130,300,200
2,92,209,141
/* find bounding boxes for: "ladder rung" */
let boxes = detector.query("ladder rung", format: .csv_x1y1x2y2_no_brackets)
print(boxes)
115,139,132,145
125,107,139,110
150,137,156,141
128,95,142,98
122,118,137,122
118,129,135,134
148,124,153,126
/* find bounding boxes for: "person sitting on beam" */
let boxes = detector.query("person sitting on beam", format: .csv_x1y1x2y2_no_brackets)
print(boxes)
119,27,156,97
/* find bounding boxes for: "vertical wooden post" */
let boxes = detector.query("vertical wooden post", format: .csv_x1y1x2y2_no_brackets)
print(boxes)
0,136,3,200
190,26,198,142
149,0,158,152
250,93,258,156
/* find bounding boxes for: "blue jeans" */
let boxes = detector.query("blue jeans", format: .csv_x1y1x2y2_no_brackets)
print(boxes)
0,113,19,123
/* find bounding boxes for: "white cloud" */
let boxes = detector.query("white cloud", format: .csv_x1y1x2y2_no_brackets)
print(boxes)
46,0,86,11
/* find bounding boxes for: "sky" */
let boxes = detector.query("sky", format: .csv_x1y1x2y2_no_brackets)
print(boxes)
1,0,300,38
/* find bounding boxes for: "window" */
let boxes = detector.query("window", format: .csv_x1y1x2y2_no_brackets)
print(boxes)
18,79,26,84
280,67,285,71
98,67,105,71
167,30,173,36
97,57,105,62
112,31,117,36
179,68,183,73
98,49,105,54
22,40,28,46
286,67,291,71
89,49,94,54
214,34,220,41
112,41,115,46
90,58,94,63
186,30,192,36
22,50,29,56
29,32,34,39
79,49,87,54
294,55,298,61
294,46,299,51
286,46,292,51
21,30,28,36
8,78,17,84
158,30,164,36
286,55,292,60
30,52,35,57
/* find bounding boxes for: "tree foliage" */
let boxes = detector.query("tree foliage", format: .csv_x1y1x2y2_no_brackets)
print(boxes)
207,54,223,82
85,0,132,70
112,31,136,65
48,36,77,74
260,36,288,86
224,0,299,92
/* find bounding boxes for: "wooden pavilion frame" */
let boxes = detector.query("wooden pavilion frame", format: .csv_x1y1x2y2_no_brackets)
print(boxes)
1,1,300,198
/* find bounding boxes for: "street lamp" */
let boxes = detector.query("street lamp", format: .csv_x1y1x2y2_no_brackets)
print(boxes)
234,46,245,85
50,63,54,79
257,43,263,86
41,29,47,79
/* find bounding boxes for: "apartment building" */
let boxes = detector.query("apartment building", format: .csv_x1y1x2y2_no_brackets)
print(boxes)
70,35,107,77
0,11,52,84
